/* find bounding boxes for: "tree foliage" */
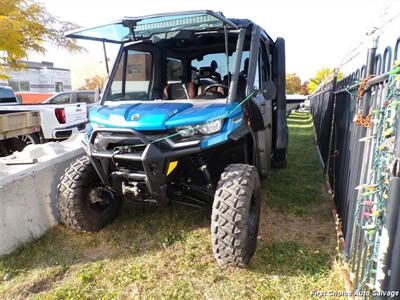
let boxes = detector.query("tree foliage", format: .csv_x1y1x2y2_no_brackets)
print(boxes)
80,75,106,91
301,81,309,95
307,67,344,93
0,0,83,79
286,73,302,94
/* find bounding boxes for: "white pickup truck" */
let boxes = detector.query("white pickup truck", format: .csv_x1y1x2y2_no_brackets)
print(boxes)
0,87,88,142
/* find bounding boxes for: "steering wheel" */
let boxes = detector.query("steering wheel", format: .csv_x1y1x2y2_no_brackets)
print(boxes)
199,83,228,98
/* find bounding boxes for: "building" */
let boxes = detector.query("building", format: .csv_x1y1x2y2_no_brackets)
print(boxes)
0,61,72,93
114,53,152,81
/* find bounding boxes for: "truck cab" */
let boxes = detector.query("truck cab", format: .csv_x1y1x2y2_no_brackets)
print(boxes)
0,87,88,141
0,87,19,104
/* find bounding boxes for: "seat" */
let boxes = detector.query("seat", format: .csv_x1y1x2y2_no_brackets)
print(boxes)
163,82,198,100
198,67,221,83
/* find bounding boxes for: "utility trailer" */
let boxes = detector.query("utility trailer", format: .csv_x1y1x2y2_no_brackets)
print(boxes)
0,87,41,156
0,111,41,156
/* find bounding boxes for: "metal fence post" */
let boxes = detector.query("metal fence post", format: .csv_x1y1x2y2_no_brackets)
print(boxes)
324,71,338,175
379,108,400,295
378,177,400,296
347,35,379,286
362,35,380,116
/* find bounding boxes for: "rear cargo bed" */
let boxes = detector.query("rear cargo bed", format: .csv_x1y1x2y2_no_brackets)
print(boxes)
0,111,41,140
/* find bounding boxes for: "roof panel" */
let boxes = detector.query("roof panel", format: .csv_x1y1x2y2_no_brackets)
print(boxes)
65,10,238,43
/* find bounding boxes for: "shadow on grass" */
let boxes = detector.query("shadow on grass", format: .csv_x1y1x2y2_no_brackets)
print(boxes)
0,204,331,288
288,117,313,124
289,111,312,118
0,203,207,276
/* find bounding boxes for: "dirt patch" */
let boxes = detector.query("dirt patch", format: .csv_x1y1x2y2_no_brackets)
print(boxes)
259,200,336,254
26,277,52,294
7,277,53,300
82,244,115,261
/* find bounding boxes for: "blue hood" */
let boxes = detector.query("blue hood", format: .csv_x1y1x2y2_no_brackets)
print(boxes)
89,101,240,130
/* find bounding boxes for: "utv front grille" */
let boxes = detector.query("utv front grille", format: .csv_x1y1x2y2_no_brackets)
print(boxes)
93,130,170,152
115,159,144,173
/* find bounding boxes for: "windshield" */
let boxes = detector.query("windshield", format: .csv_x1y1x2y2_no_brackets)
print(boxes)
104,30,250,102
107,50,153,101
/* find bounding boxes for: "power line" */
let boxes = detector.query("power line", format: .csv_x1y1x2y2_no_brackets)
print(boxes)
311,1,400,93
336,1,400,72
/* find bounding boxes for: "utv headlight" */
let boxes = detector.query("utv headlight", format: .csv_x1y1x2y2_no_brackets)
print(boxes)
197,119,223,135
176,125,197,137
176,119,223,137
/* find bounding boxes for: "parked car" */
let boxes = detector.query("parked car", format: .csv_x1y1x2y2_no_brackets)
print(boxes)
59,10,288,267
44,90,98,112
0,86,21,104
286,94,307,116
0,88,88,141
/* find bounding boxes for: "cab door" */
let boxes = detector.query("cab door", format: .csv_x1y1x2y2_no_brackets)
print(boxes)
246,26,274,178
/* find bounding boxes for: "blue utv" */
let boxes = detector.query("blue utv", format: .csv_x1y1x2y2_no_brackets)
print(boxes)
58,11,288,267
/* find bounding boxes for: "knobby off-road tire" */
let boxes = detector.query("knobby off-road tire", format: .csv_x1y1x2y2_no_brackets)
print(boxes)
211,164,261,267
57,156,121,232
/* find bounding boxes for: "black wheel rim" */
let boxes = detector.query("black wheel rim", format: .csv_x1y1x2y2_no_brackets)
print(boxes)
247,193,257,241
87,186,114,212
20,135,34,145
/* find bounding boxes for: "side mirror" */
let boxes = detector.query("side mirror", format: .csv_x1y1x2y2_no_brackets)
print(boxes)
263,81,277,100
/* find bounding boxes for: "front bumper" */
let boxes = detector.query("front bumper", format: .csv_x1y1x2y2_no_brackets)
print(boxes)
84,127,201,204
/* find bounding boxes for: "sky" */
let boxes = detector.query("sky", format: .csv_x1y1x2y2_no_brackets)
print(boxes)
31,0,400,89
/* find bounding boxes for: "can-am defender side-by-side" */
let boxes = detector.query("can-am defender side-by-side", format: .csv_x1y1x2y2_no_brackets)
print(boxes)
58,11,288,266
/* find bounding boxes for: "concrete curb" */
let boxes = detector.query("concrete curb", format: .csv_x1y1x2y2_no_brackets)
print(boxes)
0,141,84,256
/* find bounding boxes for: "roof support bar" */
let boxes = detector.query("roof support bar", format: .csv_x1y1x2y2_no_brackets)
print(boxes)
103,41,110,76
228,28,246,103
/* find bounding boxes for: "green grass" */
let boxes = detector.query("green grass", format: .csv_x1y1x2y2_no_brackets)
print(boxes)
265,112,326,213
0,112,344,299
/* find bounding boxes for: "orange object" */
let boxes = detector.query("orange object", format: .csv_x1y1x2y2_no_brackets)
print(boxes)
355,112,372,128
15,92,54,104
